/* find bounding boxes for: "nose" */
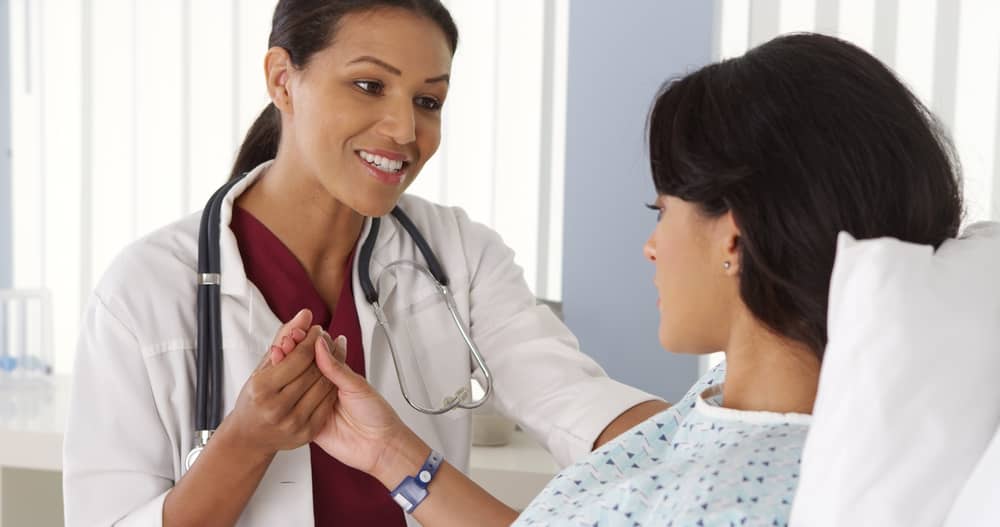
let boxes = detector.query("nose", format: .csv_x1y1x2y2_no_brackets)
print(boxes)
643,232,656,262
376,97,417,145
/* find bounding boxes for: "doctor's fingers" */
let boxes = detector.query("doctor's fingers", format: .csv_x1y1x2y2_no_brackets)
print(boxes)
249,360,317,415
274,369,335,442
262,325,324,390
269,309,313,363
305,388,338,440
259,309,313,368
271,363,329,415
273,308,313,347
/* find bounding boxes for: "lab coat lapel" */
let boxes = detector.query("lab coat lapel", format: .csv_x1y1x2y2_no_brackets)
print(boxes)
217,163,272,300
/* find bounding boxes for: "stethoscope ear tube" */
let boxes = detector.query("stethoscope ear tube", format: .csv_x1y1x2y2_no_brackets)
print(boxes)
359,207,450,306
207,282,224,428
194,173,246,433
390,207,449,287
194,192,218,432
195,284,212,431
359,217,382,304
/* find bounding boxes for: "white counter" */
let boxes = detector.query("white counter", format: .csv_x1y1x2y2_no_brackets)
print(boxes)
0,376,557,526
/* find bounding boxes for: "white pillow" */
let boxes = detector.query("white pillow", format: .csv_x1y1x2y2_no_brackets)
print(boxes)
789,222,1000,527
944,423,1000,526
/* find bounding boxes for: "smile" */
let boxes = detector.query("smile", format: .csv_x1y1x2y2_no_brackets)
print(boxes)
356,149,412,186
357,149,409,173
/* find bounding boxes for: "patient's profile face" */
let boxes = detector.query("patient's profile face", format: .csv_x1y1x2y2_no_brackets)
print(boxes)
643,196,738,354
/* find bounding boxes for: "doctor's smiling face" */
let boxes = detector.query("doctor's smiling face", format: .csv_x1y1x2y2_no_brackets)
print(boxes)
266,7,453,217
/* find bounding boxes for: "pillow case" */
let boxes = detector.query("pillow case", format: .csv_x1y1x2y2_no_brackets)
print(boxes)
790,222,1000,526
944,421,1000,526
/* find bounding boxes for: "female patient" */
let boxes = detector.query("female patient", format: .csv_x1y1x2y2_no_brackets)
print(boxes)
284,33,964,525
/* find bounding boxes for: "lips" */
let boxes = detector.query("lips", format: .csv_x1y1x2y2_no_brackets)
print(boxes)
354,147,415,187
357,152,407,186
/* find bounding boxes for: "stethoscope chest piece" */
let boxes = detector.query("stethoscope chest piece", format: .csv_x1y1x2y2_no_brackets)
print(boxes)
185,429,213,471
185,446,203,471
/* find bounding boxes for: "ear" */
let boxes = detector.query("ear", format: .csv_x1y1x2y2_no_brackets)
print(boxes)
717,210,741,276
265,47,294,114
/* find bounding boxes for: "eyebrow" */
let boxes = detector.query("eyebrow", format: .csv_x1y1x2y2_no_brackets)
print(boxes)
347,55,450,84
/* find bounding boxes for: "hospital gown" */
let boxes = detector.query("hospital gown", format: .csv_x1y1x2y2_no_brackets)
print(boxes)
513,363,811,526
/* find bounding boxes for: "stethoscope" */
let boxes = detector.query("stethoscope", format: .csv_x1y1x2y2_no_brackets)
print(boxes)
185,173,493,470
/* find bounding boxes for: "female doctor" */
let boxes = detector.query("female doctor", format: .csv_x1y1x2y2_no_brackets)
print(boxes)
62,1,665,526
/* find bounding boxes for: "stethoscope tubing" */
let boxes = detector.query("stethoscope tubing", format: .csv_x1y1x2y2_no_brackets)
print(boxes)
195,174,243,432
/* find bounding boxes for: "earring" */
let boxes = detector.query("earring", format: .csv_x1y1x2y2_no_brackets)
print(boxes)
723,261,732,270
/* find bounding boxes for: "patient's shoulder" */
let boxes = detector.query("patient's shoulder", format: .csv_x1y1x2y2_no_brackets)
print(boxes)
671,361,728,415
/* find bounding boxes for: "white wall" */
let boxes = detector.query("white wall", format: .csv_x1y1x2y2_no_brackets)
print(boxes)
0,0,10,290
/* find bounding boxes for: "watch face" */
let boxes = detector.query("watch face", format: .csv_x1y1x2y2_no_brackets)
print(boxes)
185,446,203,470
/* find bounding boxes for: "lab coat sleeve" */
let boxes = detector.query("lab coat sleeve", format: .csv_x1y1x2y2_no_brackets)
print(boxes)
63,292,174,526
455,209,661,467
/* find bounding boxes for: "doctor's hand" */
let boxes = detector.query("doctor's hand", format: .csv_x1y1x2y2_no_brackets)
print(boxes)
267,308,311,365
312,334,429,485
219,320,344,456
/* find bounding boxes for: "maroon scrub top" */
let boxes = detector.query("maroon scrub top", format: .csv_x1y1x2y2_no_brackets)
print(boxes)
231,206,406,527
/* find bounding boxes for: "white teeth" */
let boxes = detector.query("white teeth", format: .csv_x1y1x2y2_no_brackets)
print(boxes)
359,150,405,173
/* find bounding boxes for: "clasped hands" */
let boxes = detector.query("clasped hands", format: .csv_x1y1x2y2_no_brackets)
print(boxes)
224,309,420,482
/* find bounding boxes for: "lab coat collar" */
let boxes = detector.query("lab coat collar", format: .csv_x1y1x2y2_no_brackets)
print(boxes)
216,163,262,298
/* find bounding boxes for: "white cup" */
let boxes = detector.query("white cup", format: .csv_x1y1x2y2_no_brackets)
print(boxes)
472,412,516,446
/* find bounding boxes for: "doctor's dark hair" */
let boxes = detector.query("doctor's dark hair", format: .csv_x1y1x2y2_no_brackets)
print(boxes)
229,0,458,181
647,33,963,359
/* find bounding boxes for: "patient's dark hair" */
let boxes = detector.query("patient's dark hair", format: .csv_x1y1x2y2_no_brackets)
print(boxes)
230,0,458,181
647,33,963,359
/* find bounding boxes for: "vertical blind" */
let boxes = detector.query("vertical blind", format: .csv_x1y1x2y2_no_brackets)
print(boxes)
7,0,568,374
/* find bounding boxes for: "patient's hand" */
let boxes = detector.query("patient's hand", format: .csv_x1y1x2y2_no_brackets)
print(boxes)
270,311,408,479
313,335,419,484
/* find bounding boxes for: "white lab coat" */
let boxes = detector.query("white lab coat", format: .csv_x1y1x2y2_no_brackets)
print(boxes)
63,161,656,526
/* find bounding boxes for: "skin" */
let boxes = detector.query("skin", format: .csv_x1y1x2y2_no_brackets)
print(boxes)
163,7,664,525
642,196,821,415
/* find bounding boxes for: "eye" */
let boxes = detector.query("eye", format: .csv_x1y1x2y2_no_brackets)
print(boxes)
414,96,443,111
353,80,384,95
645,202,663,222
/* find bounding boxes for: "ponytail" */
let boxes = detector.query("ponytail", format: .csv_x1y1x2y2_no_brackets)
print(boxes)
229,103,281,181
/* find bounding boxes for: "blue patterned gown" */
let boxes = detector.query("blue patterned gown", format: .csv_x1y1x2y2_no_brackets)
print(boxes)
513,363,810,527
